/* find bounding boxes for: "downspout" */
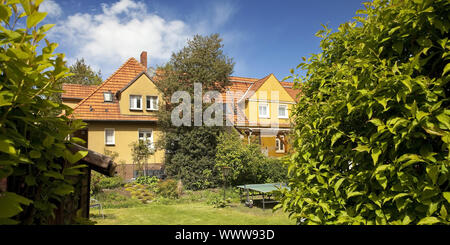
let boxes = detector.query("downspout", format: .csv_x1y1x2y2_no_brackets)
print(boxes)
248,128,253,145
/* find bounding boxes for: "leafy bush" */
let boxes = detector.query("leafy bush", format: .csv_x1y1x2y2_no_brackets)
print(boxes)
90,171,124,194
0,1,88,224
156,179,180,199
135,176,159,191
215,131,288,186
279,0,450,225
209,197,232,208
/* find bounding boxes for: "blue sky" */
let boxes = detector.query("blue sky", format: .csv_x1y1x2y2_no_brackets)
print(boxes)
41,0,366,81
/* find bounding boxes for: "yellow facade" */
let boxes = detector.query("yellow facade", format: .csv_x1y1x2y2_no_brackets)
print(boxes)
241,74,295,158
245,74,295,126
87,121,165,165
119,74,163,116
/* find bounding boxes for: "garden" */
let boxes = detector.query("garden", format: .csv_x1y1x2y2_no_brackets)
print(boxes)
89,175,294,225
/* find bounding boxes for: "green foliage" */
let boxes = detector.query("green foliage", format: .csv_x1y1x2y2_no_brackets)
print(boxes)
130,140,155,178
60,58,103,85
155,179,180,199
164,126,223,190
0,1,87,224
135,175,159,186
209,197,232,208
215,130,288,186
156,34,235,190
279,0,450,225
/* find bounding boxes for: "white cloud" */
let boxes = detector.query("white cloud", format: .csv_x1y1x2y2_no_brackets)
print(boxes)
49,0,238,77
40,0,63,18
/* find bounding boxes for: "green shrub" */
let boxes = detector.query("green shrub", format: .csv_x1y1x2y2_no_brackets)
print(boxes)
279,0,450,225
215,131,288,186
134,176,159,191
156,179,180,199
90,171,124,194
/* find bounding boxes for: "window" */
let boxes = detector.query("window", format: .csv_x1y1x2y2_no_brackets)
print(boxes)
278,104,288,118
105,128,115,145
138,129,154,149
103,91,113,102
258,103,269,118
275,136,285,153
146,96,158,111
130,95,142,110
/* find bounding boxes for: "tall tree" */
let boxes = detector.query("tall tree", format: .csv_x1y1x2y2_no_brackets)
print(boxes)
279,0,450,225
155,34,234,190
61,58,103,85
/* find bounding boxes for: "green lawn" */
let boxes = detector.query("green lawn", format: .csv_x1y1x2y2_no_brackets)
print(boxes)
91,202,295,225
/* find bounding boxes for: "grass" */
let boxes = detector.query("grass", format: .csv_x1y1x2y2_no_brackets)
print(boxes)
91,203,295,225
90,188,295,225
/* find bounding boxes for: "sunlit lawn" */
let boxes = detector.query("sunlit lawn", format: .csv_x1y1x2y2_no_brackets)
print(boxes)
91,202,295,225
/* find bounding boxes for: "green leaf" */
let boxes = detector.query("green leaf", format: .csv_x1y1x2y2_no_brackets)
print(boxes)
26,12,47,29
353,144,370,153
331,132,343,147
443,192,450,204
417,217,441,225
65,149,88,164
0,138,16,155
436,113,450,130
426,165,439,185
0,4,11,21
52,184,74,196
29,150,41,159
347,191,364,198
371,148,382,165
0,192,32,218
443,63,450,76
334,178,345,195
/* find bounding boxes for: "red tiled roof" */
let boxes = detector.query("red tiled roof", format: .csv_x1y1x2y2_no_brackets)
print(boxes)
70,58,157,121
62,84,98,99
63,57,301,124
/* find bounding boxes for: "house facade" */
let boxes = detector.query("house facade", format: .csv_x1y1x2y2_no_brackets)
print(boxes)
62,51,300,180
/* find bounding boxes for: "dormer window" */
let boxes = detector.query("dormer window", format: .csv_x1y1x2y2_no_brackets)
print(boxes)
104,91,113,102
130,95,142,110
146,96,158,111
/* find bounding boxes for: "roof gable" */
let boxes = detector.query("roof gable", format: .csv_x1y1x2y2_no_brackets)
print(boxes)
71,58,157,121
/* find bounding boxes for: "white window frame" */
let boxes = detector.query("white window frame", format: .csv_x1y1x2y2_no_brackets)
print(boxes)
105,128,115,146
146,96,159,111
258,103,269,118
275,136,285,153
103,91,113,102
278,104,288,119
138,129,154,149
130,95,142,110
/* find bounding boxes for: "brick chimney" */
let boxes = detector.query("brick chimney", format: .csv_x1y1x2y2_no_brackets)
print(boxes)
140,51,147,69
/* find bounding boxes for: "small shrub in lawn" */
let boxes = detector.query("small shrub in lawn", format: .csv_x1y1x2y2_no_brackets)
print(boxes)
156,179,179,199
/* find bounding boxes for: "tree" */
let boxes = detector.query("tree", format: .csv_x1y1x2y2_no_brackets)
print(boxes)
278,0,450,225
61,58,103,85
0,1,88,224
130,140,155,178
155,34,235,190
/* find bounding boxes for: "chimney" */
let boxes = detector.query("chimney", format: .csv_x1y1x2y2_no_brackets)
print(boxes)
140,51,147,69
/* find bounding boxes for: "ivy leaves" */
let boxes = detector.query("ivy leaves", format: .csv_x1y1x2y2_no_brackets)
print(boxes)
279,0,450,225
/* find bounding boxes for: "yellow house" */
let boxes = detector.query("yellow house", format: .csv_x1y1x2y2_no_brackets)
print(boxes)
224,74,300,157
62,51,301,179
